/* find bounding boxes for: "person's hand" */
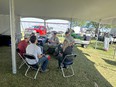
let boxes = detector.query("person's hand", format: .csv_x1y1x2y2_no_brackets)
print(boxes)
69,43,72,46
51,40,55,43
59,53,63,56
48,40,51,42
38,54,44,58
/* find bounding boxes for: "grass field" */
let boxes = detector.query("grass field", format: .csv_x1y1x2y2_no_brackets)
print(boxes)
0,39,116,87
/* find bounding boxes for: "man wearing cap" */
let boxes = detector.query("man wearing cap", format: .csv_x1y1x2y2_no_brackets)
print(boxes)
65,31,75,46
17,34,30,57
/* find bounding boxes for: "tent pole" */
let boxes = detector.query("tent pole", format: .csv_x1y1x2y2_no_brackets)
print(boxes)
95,19,101,49
111,20,116,58
70,18,73,29
9,0,17,74
44,19,46,27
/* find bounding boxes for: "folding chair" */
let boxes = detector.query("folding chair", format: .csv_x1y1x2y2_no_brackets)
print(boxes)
60,54,77,77
23,54,41,79
16,48,26,69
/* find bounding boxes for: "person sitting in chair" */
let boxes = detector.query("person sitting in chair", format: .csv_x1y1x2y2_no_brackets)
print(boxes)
48,32,59,46
45,32,59,54
54,31,74,57
58,39,73,68
26,35,49,72
17,34,30,57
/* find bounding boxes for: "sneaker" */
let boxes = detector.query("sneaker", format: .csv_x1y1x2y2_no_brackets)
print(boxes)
40,69,49,73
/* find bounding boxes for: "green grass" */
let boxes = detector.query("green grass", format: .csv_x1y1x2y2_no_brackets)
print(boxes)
0,40,116,87
77,40,116,87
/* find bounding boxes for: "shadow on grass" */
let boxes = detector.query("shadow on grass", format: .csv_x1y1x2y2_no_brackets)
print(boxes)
96,47,104,51
0,46,113,87
102,58,116,66
74,48,113,87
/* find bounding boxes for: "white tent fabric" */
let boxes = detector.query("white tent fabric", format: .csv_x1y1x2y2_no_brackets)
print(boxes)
101,17,116,25
0,14,20,35
1,0,116,21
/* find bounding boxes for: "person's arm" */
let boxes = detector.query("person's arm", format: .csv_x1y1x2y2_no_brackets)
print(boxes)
48,37,54,43
37,46,44,58
56,37,59,44
70,37,75,46
69,41,75,46
38,54,44,58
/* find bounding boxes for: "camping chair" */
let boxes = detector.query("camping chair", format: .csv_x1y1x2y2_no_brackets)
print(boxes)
23,54,41,79
60,54,77,77
16,48,26,69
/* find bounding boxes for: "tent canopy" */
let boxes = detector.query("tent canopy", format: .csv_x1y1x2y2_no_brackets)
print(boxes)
1,0,116,21
100,17,116,25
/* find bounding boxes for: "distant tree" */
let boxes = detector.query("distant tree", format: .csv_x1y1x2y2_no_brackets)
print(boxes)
71,21,78,27
86,21,99,34
102,24,112,28
71,20,87,27
77,20,87,27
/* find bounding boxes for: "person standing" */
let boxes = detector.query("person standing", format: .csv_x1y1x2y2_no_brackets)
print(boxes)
104,33,110,51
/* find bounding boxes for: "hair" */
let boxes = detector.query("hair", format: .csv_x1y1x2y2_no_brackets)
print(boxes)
30,35,37,43
54,32,57,35
24,34,29,39
30,32,35,36
65,31,70,35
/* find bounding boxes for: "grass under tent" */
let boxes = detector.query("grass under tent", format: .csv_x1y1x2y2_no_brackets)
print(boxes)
0,39,116,87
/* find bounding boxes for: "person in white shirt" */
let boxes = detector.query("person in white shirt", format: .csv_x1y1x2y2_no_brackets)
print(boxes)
104,33,110,51
26,35,49,72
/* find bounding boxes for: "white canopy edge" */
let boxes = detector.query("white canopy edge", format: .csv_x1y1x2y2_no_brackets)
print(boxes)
100,17,116,25
1,0,116,22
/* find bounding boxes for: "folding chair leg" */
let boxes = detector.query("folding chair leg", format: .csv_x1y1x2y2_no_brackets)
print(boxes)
34,67,41,79
70,65,75,76
25,66,30,78
19,61,25,69
25,66,41,79
61,65,75,77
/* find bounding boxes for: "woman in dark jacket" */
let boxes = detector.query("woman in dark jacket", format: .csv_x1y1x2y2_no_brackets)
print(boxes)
58,39,73,68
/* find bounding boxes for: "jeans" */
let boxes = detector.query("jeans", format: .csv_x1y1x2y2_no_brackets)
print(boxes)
58,56,63,67
58,57,68,68
38,56,48,71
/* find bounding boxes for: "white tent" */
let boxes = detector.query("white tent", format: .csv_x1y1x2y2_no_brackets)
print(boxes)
0,14,20,35
1,0,116,21
1,0,116,74
101,17,116,25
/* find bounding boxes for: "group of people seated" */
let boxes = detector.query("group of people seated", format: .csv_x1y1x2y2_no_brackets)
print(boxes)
17,30,75,72
18,34,49,72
